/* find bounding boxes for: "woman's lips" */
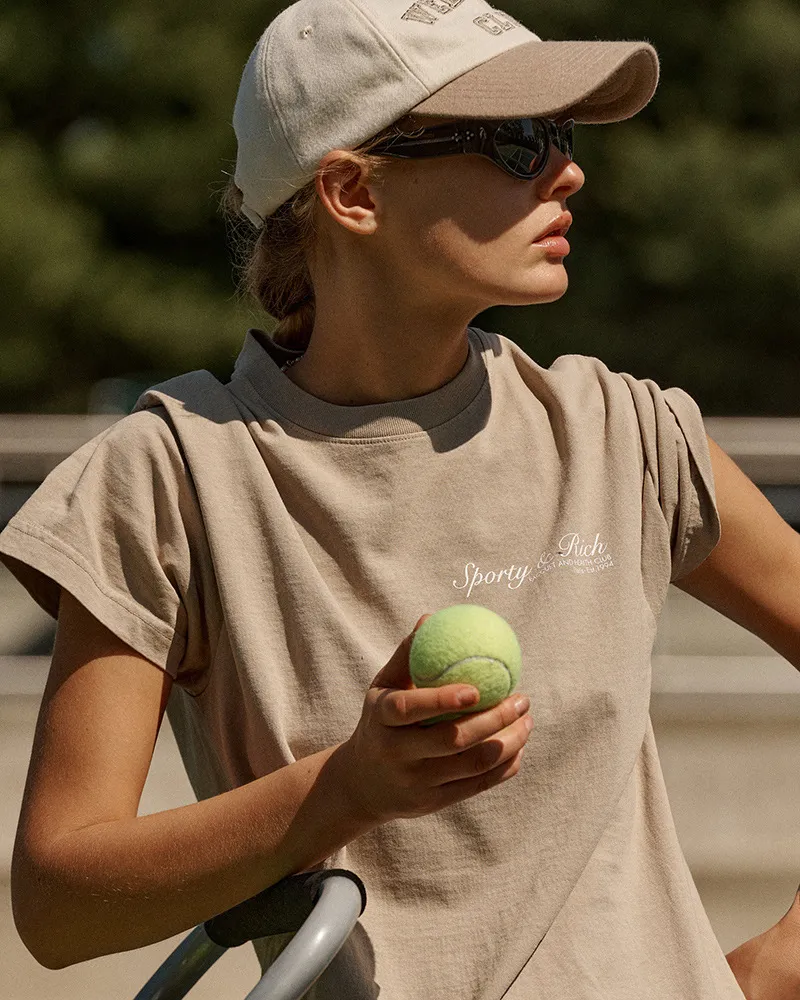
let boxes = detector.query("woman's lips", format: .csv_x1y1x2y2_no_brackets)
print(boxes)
532,235,570,257
532,211,572,257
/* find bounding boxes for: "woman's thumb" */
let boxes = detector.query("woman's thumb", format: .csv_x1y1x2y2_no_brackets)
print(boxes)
370,614,432,691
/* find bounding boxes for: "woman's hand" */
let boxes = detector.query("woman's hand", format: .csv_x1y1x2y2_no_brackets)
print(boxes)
725,887,800,1000
339,614,533,825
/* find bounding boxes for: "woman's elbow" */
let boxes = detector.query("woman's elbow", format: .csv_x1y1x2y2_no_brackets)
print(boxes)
11,900,68,970
11,850,77,970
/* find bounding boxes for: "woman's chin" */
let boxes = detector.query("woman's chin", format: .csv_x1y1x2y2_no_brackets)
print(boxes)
522,268,569,304
487,267,569,308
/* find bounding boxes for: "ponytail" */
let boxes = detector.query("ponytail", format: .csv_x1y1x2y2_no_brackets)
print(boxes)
220,118,412,352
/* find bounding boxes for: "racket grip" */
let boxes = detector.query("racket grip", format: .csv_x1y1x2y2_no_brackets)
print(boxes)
203,869,367,947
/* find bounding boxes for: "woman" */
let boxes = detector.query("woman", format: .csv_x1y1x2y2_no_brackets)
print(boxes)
3,0,799,997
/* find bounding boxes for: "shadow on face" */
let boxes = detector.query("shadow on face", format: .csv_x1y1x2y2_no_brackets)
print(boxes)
376,139,578,246
313,114,584,312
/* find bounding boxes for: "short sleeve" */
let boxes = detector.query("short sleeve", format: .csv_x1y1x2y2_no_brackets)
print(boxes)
618,373,722,583
0,406,205,680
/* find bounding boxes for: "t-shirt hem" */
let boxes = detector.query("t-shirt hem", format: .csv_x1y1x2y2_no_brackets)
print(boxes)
0,520,185,678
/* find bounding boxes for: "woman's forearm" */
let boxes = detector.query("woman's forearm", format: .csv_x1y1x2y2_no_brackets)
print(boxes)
12,741,372,969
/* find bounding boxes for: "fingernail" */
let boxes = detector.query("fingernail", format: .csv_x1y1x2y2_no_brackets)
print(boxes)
514,696,530,714
458,688,479,706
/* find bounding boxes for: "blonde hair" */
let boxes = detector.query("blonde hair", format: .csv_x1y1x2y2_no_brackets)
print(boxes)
221,120,411,352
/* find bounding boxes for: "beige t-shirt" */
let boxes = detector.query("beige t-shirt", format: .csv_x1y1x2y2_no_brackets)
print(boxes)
0,325,745,999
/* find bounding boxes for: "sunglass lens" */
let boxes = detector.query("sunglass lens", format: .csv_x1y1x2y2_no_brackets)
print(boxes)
493,118,548,178
557,121,575,159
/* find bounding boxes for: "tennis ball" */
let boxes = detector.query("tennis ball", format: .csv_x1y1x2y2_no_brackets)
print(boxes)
409,604,523,726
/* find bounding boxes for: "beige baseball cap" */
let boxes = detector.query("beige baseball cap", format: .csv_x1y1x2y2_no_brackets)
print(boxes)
233,0,659,227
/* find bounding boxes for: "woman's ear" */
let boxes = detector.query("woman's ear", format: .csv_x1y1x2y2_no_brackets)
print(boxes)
315,151,378,235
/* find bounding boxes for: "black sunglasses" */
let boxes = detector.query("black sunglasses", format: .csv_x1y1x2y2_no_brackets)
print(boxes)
370,117,575,181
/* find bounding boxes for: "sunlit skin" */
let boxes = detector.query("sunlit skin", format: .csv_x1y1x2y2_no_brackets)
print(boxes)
285,114,586,406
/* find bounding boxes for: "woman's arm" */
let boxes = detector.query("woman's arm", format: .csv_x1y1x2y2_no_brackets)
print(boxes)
11,588,374,970
672,434,800,997
672,433,800,671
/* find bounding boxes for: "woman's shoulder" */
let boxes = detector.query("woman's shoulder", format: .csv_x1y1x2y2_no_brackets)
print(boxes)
94,366,236,469
473,327,707,448
77,404,186,483
473,325,644,404
473,325,622,378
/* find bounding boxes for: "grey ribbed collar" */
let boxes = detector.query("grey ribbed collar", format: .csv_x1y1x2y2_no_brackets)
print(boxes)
225,326,490,440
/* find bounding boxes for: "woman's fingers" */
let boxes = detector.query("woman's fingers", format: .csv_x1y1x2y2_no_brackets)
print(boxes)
370,681,480,728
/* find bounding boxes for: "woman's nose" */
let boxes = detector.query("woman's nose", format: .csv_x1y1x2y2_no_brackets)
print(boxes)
536,148,585,200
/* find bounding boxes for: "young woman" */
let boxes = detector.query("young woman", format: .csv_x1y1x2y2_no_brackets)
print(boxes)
3,1,800,998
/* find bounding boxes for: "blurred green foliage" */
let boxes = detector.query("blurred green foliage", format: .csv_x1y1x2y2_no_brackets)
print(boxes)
1,0,798,413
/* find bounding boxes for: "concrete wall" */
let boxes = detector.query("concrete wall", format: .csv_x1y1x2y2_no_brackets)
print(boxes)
3,569,800,998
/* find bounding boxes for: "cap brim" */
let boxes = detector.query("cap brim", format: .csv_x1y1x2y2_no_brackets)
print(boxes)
406,40,659,124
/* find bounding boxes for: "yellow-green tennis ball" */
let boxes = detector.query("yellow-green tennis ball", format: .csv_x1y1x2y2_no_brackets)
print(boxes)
409,605,522,726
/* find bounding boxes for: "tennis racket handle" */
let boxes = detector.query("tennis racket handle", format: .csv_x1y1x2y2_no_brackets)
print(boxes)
203,868,367,947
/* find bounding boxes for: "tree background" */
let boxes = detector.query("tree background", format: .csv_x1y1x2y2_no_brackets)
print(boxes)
1,0,798,415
